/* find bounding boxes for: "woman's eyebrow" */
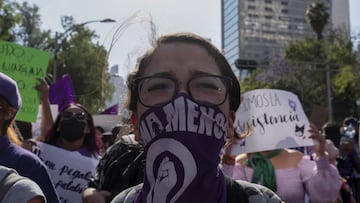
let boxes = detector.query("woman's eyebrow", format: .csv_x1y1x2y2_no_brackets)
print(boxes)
143,70,219,79
144,71,174,78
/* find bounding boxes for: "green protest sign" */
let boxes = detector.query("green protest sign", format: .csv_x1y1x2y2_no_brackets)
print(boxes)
0,40,51,122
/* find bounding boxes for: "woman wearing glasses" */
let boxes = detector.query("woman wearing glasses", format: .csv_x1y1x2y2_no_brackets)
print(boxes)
42,103,100,158
110,33,282,203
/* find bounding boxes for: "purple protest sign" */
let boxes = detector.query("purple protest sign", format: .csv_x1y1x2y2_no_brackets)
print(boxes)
100,104,118,115
49,74,76,111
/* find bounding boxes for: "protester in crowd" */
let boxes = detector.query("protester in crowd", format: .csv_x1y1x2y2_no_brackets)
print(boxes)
110,32,282,203
95,126,107,155
341,117,359,153
222,121,342,203
322,121,342,148
101,125,121,151
39,103,101,158
33,78,54,140
337,120,360,202
0,165,46,203
95,125,119,154
0,72,60,202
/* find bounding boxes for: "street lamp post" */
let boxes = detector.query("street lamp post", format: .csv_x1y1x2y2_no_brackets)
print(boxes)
52,18,116,82
325,62,333,122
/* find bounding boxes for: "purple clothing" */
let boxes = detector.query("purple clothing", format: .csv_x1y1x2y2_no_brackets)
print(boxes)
138,94,227,203
0,134,60,203
54,138,98,158
222,154,342,203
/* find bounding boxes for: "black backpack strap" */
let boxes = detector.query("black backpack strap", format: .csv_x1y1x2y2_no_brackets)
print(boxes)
226,176,249,203
0,172,27,201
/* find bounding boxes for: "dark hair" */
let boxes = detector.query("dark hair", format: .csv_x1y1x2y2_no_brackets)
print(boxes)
0,95,13,133
45,103,100,155
95,126,105,134
125,32,241,113
322,122,341,148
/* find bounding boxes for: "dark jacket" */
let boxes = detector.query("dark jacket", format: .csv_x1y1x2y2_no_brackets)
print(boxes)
87,135,144,202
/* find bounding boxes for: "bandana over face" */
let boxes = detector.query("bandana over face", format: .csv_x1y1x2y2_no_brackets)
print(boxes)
138,93,228,203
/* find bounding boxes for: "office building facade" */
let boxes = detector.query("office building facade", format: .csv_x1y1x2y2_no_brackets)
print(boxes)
221,0,349,77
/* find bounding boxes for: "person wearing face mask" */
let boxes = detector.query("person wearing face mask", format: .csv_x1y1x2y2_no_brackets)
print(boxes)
42,103,101,158
110,33,282,203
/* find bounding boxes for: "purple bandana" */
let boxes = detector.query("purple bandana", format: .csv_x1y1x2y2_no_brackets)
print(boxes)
138,93,227,203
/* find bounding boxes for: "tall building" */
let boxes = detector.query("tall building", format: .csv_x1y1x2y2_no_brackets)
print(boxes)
330,0,350,34
105,65,128,116
221,0,348,78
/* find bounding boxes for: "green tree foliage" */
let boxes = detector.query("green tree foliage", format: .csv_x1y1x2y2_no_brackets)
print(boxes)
15,1,51,49
241,0,358,122
0,1,114,113
0,0,21,41
332,65,360,119
55,16,114,113
242,29,357,122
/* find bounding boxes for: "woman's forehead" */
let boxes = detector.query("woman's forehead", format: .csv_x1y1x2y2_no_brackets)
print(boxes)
143,43,221,76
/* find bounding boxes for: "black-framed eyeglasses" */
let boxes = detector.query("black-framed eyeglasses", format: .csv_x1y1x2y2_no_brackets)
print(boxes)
134,74,232,107
61,111,86,121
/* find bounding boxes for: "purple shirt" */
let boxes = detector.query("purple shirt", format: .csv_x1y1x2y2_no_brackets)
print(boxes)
0,134,60,203
54,138,99,158
222,154,342,203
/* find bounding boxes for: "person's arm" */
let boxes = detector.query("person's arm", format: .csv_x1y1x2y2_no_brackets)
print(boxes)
33,78,53,142
220,136,237,177
302,124,342,202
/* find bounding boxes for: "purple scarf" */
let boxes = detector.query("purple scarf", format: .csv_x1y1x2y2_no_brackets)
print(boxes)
138,94,227,203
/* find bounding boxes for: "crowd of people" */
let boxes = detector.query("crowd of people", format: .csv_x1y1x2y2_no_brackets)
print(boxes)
1,32,360,203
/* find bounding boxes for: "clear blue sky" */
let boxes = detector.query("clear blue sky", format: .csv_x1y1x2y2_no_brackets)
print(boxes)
19,0,360,76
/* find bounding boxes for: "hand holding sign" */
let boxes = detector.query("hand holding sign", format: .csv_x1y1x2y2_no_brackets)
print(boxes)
0,40,50,122
308,123,326,157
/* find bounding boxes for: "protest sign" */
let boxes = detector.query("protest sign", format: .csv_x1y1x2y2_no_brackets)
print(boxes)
33,142,99,203
232,89,314,155
0,40,50,122
93,114,122,132
100,104,118,115
49,74,76,111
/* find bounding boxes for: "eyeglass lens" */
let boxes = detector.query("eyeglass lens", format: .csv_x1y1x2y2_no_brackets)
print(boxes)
138,75,228,107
